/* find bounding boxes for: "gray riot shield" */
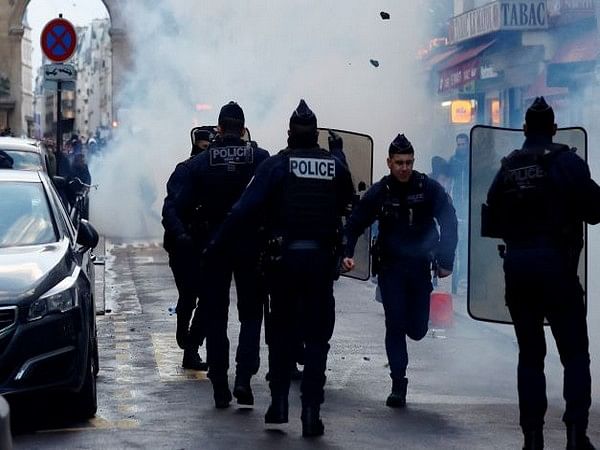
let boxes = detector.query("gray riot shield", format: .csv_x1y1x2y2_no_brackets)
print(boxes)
317,128,373,281
468,125,588,324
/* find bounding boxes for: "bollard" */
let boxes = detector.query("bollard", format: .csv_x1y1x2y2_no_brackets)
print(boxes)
430,291,453,328
0,395,12,450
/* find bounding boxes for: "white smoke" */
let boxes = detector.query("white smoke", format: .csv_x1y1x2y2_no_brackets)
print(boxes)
89,0,431,239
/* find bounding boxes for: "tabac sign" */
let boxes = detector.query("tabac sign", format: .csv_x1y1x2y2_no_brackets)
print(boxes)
449,1,548,44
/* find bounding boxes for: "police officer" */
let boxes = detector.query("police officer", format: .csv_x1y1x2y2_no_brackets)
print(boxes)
191,128,212,156
207,100,354,436
484,97,600,450
342,134,457,408
161,130,211,370
167,102,270,408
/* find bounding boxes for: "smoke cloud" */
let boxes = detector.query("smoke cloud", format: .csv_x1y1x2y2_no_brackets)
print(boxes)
89,0,431,239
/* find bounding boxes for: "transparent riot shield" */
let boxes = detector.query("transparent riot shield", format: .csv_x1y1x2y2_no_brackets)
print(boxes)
468,125,587,324
317,128,374,281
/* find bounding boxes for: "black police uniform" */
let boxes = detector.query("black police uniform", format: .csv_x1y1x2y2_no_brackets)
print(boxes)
209,131,354,432
165,133,269,399
486,134,600,441
344,169,457,394
162,155,206,360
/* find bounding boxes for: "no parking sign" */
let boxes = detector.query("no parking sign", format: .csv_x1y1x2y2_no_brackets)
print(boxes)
40,17,77,63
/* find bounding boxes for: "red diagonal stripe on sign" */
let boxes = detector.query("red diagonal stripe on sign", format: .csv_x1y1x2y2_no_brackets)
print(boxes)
49,28,68,52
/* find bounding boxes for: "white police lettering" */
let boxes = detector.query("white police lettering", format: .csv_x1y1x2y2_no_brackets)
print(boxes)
210,146,254,166
289,157,335,180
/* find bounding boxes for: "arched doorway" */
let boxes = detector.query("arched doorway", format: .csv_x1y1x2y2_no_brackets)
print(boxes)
0,0,130,136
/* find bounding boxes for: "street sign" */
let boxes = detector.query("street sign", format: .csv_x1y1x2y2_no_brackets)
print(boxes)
43,63,77,82
40,17,78,63
43,80,75,91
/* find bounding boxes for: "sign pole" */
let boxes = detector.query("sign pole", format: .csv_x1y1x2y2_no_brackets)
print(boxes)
56,80,63,176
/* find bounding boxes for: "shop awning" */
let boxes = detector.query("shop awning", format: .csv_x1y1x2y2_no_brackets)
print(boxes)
551,30,600,64
422,47,460,71
525,70,568,99
438,40,496,71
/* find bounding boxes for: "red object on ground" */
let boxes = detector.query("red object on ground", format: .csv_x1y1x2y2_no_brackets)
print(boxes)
430,291,453,328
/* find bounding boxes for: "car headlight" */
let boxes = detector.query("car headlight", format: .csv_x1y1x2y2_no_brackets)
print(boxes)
28,289,77,321
27,270,80,321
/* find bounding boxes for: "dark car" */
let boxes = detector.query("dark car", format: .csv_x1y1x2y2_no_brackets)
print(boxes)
0,169,99,418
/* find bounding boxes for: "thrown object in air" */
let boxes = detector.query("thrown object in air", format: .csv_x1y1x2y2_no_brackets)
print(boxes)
380,11,390,20
370,59,380,68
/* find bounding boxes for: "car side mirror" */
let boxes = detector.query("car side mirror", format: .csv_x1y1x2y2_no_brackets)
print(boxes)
77,219,99,250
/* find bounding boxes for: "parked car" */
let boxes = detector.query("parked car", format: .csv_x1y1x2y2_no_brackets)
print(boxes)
0,137,54,175
0,169,99,418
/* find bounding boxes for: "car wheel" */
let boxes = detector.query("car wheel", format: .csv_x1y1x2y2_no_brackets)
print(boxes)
73,342,97,419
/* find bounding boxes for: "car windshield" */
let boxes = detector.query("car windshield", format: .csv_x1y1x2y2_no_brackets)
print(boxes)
1,149,43,171
0,182,57,247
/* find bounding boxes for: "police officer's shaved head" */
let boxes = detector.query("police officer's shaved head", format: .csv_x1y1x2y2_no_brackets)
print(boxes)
388,134,414,157
524,97,556,137
218,101,245,135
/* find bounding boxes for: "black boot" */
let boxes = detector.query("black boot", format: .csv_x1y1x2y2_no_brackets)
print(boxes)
301,405,324,437
567,424,595,450
211,378,232,409
176,313,189,350
522,429,544,450
265,396,288,424
182,348,208,371
386,377,408,408
233,375,254,406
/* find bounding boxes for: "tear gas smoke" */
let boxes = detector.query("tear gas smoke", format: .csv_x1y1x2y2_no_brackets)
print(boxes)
89,0,431,239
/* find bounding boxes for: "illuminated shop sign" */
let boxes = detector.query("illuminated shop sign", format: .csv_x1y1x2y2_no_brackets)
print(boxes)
451,100,475,124
449,1,548,44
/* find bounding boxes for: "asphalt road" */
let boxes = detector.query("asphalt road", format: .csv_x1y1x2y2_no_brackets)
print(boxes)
9,241,600,449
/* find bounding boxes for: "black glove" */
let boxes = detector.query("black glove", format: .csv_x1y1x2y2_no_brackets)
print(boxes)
328,130,343,151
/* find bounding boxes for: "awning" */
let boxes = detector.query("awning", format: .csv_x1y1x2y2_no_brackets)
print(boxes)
422,47,460,71
551,30,600,64
525,70,568,99
438,40,496,71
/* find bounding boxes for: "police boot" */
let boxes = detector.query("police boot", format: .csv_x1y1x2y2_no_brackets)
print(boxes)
567,424,595,450
211,378,232,409
233,375,254,406
176,313,189,350
522,429,543,450
301,405,324,438
265,396,288,424
386,377,407,408
182,347,208,371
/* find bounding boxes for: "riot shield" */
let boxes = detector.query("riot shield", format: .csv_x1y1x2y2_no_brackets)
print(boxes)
468,125,587,324
317,128,373,281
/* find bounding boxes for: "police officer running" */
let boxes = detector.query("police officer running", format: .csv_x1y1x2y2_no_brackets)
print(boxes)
342,134,457,408
165,102,270,408
206,100,354,436
483,97,600,450
161,128,212,370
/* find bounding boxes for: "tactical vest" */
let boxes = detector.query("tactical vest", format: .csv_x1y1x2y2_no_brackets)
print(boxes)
275,148,338,243
495,144,570,243
378,173,434,237
200,140,257,226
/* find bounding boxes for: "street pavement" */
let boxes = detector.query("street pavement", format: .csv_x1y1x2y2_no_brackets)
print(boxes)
9,240,600,449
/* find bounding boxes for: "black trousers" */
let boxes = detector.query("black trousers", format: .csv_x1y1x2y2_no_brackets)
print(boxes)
267,247,335,407
504,246,591,432
168,250,206,349
203,257,266,381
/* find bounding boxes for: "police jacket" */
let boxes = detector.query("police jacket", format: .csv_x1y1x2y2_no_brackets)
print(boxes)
486,136,600,249
344,171,458,270
209,145,354,251
162,155,196,253
162,135,269,245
